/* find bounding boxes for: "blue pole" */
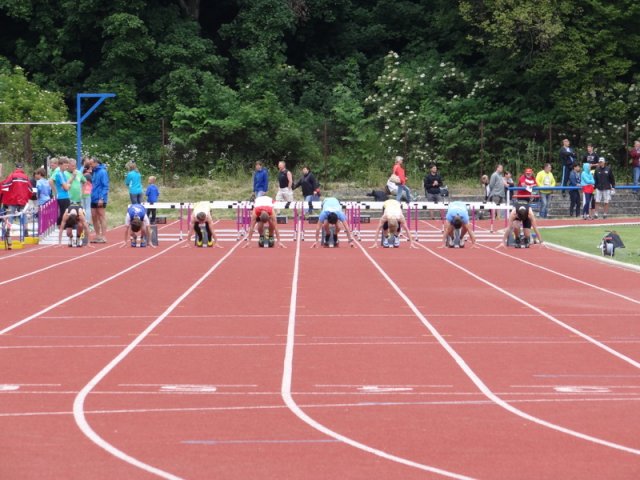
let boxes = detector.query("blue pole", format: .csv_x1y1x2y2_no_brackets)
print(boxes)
75,93,116,165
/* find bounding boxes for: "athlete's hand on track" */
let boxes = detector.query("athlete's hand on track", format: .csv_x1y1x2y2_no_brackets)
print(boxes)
119,241,128,248
409,242,419,249
242,241,252,248
495,242,505,249
369,242,378,249
277,241,287,248
310,242,318,248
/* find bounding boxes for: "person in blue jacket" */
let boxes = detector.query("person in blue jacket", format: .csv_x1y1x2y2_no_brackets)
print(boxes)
253,160,268,199
125,161,143,204
580,162,596,220
90,158,110,243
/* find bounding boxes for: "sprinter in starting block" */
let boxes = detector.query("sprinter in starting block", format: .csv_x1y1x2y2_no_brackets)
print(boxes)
122,203,156,248
311,197,355,248
371,199,416,248
443,201,476,248
58,203,90,247
185,201,221,248
244,195,285,248
499,203,544,249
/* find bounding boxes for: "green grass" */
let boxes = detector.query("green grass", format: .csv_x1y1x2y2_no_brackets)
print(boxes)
541,225,640,266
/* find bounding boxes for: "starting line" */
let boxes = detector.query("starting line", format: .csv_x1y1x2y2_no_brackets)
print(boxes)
142,201,507,244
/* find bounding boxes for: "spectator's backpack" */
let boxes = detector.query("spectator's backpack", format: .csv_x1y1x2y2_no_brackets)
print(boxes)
599,231,625,257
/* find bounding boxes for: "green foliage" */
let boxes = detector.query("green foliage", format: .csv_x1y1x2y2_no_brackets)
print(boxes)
0,66,73,164
0,0,639,182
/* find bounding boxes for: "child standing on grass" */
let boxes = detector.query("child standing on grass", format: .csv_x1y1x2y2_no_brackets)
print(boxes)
145,176,159,224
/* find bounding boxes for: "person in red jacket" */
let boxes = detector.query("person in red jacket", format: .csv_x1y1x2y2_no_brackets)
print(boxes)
514,168,538,203
1,163,32,248
1,163,32,212
629,140,640,194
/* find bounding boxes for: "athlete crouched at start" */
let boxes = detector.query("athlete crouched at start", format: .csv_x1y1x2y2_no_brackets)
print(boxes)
58,203,90,246
311,197,354,248
244,195,285,248
371,199,416,248
443,201,476,248
185,201,221,248
499,203,544,248
123,203,155,248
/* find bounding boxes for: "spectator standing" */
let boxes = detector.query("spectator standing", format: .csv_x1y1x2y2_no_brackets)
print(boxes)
392,156,413,202
67,159,86,206
90,158,109,243
423,164,444,202
34,168,52,206
81,158,93,228
535,163,556,218
488,164,507,204
1,163,32,217
253,161,269,198
504,171,514,203
629,140,640,194
145,176,160,224
125,162,143,204
515,168,537,203
580,162,596,220
568,164,582,217
52,157,71,226
583,143,598,168
593,157,615,219
559,138,577,195
293,166,320,214
275,161,293,202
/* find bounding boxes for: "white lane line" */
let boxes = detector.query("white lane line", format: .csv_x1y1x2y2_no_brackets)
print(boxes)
0,244,118,287
417,244,640,370
281,237,476,479
6,395,640,419
481,244,640,306
363,243,640,455
73,241,242,480
0,244,51,261
0,242,182,336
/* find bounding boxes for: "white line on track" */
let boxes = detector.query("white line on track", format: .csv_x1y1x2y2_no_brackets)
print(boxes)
418,244,640,370
363,242,640,455
281,237,476,479
0,244,118,286
6,396,640,419
73,241,242,480
0,241,181,336
480,243,640,306
0,244,50,260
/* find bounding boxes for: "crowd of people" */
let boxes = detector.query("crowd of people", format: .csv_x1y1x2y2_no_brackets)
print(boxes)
1,138,638,249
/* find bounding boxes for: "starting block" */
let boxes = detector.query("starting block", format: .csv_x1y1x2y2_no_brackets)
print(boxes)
150,225,160,246
276,216,288,224
154,216,167,224
358,215,371,224
307,216,319,224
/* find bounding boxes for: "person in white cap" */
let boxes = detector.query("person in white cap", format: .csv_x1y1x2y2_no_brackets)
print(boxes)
593,157,615,219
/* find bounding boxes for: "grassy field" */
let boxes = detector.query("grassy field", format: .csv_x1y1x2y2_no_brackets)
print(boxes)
541,224,640,266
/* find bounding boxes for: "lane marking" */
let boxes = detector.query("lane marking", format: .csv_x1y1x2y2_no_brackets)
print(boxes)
73,241,242,480
159,385,217,393
0,242,183,336
362,242,640,455
0,243,118,287
6,396,640,419
482,244,640,306
281,236,476,479
181,439,340,446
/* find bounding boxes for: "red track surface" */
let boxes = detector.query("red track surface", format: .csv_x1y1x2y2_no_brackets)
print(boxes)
1,220,639,479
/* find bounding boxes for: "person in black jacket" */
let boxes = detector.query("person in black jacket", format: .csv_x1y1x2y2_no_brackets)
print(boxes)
593,157,615,219
559,138,577,195
424,164,443,219
293,166,320,214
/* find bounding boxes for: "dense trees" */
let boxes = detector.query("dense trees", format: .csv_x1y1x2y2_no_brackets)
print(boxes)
0,0,639,180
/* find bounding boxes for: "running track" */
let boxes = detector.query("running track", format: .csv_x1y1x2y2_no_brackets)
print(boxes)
1,220,639,479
